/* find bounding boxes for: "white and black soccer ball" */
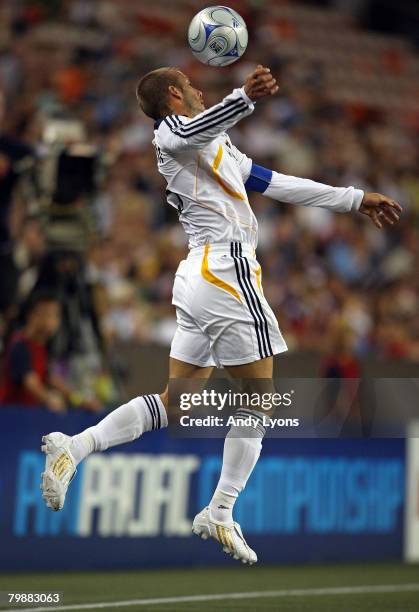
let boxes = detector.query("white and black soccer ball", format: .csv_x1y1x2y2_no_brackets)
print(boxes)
188,6,248,67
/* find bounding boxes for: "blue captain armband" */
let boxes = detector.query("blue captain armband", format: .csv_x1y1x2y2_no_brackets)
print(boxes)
244,163,273,193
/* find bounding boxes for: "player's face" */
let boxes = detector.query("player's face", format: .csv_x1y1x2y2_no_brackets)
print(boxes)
178,73,205,116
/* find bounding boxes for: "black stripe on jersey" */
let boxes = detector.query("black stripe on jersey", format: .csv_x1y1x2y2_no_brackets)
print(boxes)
167,115,178,128
154,115,183,131
166,116,184,130
238,243,273,356
236,242,269,358
167,99,248,139
231,242,264,360
172,103,249,139
177,97,247,132
175,101,248,136
144,395,157,429
149,394,161,430
164,116,176,130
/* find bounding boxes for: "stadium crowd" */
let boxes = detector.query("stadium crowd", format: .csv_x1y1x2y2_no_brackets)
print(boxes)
0,0,418,407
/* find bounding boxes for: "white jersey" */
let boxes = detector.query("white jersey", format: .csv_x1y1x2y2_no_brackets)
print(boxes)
151,86,364,367
152,87,364,250
153,87,256,249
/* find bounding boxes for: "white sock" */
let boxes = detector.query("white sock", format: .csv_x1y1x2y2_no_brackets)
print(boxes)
209,410,265,524
69,394,167,465
69,429,95,465
209,489,236,524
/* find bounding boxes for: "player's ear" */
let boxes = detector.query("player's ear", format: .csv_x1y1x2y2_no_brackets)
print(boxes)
168,85,183,101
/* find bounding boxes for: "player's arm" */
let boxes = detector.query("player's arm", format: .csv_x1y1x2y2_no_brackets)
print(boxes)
162,66,277,150
243,161,402,227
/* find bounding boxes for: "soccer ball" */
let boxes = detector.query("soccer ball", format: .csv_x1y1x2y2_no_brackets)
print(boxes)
188,6,248,67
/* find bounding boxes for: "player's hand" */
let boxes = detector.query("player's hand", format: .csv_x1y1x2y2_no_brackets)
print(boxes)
359,192,402,229
244,65,278,101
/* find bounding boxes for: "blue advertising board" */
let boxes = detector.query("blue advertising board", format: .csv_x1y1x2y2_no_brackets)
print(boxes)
0,407,405,570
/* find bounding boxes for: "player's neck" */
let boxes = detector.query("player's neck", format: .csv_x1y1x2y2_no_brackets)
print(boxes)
168,103,193,118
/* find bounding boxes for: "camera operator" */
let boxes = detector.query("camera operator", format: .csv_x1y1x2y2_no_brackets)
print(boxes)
0,103,118,408
26,111,117,407
32,249,103,360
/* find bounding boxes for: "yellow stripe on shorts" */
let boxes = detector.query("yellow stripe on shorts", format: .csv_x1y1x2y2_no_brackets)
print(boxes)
201,244,242,303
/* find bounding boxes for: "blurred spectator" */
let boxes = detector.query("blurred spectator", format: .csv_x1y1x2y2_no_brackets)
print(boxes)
319,321,363,435
0,291,101,412
321,321,361,378
0,89,33,320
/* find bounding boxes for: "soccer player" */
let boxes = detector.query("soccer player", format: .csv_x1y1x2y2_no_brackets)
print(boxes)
41,65,401,564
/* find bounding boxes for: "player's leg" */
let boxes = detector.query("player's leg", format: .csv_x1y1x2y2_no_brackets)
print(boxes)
159,356,214,408
189,243,285,563
41,357,213,511
69,356,213,462
208,356,273,524
192,356,273,565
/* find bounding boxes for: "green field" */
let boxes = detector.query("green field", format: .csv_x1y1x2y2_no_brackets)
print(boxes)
0,562,418,612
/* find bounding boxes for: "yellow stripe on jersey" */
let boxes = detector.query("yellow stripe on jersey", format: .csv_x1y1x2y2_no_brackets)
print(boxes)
201,244,242,303
255,265,263,294
212,145,246,201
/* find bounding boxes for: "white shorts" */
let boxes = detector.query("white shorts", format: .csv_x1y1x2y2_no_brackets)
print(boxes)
170,241,288,367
